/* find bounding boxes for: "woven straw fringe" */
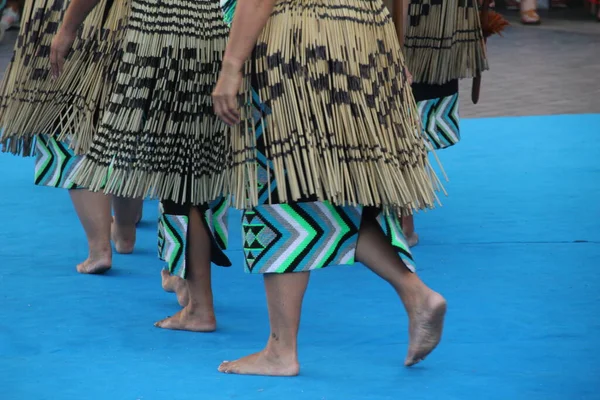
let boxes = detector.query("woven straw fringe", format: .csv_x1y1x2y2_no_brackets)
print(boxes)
228,0,443,213
404,0,488,85
72,0,231,206
0,0,129,156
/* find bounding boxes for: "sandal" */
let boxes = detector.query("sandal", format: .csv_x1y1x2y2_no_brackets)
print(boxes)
521,9,541,25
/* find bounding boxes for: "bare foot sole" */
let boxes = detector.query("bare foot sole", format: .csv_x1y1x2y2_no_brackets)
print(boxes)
218,350,300,376
76,256,112,274
154,306,216,332
405,291,447,366
407,232,419,247
111,219,136,254
160,269,190,307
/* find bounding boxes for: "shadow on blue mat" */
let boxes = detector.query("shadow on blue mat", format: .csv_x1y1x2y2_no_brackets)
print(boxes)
0,114,598,400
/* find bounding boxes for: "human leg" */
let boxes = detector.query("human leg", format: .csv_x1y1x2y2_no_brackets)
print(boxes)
521,0,541,24
218,271,308,376
158,198,231,308
69,189,113,274
155,206,217,332
356,209,446,366
34,136,114,273
111,196,142,254
401,211,419,247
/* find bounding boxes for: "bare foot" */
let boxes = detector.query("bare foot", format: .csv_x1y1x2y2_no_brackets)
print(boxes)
154,305,216,332
111,218,136,254
405,291,447,366
76,251,112,274
160,269,177,292
406,232,419,247
160,269,190,307
218,349,300,376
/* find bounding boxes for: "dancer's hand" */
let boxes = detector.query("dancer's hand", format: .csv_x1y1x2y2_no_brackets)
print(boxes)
50,27,76,79
405,67,413,85
212,60,243,126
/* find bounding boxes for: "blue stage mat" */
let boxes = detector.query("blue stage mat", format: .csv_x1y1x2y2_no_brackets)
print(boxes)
0,114,598,400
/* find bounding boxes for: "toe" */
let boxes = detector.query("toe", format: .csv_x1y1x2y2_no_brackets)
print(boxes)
154,317,170,328
404,356,418,367
405,347,429,366
218,362,230,373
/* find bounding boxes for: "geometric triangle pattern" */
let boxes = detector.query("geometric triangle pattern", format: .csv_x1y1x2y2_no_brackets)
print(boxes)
418,92,460,151
220,0,236,27
242,201,417,274
249,89,279,206
34,135,85,189
242,201,359,273
158,199,232,279
205,197,229,252
157,211,189,279
376,212,416,272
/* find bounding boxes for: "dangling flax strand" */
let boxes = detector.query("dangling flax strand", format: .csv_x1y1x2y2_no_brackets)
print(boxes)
72,0,231,206
228,0,442,212
0,0,130,156
404,0,488,85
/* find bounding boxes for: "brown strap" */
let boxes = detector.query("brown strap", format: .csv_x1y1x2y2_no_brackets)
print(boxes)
472,0,490,104
481,0,491,31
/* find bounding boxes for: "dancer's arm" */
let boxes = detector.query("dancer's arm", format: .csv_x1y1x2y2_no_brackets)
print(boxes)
403,0,409,33
223,0,276,73
213,0,276,125
392,0,409,46
50,0,101,78
61,0,101,34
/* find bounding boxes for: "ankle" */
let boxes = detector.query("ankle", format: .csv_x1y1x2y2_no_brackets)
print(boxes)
113,219,137,230
88,244,112,259
397,281,431,313
265,333,299,361
185,300,216,319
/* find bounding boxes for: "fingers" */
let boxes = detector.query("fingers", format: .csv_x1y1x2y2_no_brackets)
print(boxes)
403,67,413,85
56,55,65,78
226,93,241,124
213,93,241,126
50,47,58,79
50,47,65,79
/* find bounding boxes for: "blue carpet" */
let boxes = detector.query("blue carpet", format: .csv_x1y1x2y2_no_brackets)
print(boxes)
1,114,598,400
